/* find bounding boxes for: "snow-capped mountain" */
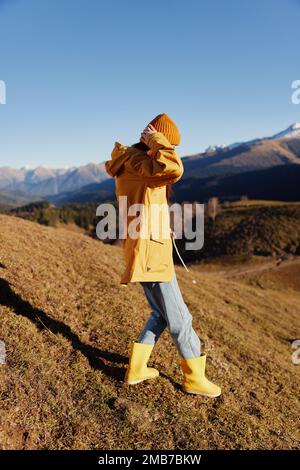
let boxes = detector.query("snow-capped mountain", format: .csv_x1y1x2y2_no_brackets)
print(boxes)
205,144,227,153
204,123,300,153
271,122,300,140
182,123,300,180
225,122,300,151
0,163,108,197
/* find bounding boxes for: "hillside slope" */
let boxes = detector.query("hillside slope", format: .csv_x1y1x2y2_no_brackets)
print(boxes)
0,215,299,450
175,202,300,262
173,165,300,203
0,189,36,211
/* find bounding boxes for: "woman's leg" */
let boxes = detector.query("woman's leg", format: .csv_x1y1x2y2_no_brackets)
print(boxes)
143,273,201,358
137,282,168,345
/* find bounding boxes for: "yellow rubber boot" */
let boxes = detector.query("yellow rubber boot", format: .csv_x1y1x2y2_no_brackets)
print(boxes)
124,342,159,385
181,355,221,397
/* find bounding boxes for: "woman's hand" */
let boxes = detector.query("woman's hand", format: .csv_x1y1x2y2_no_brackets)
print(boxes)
140,123,157,146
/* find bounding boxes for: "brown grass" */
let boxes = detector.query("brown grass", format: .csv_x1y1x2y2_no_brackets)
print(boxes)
0,214,299,450
241,263,300,292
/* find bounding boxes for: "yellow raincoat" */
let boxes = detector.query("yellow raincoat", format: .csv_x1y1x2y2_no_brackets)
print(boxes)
105,132,184,284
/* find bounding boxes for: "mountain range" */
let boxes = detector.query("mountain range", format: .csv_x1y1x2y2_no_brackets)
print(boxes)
0,163,107,196
0,122,300,207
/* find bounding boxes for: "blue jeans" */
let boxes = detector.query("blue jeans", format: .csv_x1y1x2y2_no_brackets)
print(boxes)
137,272,201,359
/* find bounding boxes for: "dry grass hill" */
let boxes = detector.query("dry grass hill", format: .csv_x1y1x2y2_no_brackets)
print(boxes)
0,214,299,450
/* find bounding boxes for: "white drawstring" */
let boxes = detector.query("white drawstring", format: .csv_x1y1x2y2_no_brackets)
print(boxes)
171,230,190,273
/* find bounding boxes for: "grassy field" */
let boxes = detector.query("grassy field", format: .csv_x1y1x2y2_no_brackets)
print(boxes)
0,214,299,450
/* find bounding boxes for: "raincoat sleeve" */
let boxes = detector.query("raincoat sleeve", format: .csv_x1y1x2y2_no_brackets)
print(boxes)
126,132,184,186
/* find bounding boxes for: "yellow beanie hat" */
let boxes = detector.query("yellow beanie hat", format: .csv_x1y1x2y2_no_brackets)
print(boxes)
148,113,181,146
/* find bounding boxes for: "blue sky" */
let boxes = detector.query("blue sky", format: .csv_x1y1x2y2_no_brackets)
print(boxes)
0,0,299,168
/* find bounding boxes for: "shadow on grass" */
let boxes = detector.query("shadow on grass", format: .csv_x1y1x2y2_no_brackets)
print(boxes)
0,277,127,382
159,372,182,391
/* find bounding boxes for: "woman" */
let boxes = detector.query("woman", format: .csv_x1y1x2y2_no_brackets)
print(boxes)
105,113,221,397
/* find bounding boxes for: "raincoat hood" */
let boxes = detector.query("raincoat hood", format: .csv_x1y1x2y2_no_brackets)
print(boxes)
105,142,135,177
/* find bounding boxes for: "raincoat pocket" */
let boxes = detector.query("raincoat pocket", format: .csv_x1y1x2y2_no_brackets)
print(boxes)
145,237,169,274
